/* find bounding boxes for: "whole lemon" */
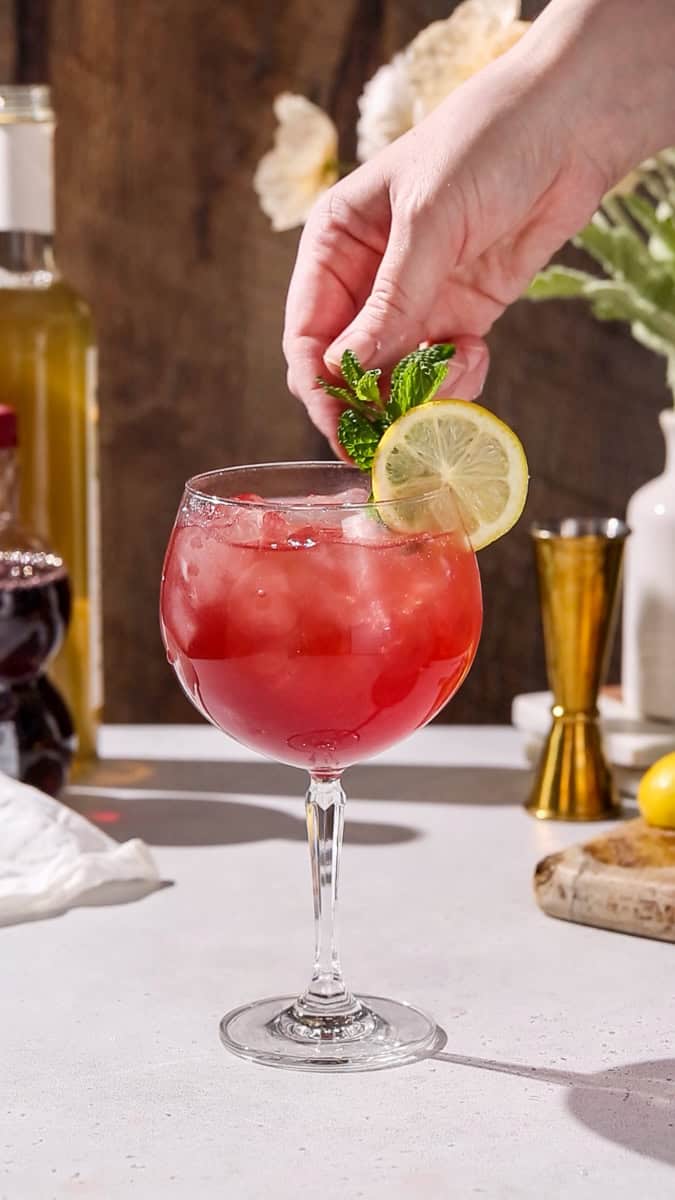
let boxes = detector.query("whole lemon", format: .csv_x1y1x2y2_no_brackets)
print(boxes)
637,752,675,829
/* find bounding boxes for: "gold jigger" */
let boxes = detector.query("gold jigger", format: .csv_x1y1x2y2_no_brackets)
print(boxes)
526,518,630,821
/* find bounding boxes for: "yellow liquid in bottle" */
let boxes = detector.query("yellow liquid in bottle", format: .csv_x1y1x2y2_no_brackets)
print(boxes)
0,280,101,757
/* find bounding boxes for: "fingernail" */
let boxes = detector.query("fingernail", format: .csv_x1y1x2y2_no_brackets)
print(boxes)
325,330,378,371
475,354,490,394
452,342,486,375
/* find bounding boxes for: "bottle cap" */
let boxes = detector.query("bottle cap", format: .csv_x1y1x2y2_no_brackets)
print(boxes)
0,405,17,448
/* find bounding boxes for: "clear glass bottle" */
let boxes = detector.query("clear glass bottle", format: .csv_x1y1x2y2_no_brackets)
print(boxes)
0,84,101,757
0,404,74,796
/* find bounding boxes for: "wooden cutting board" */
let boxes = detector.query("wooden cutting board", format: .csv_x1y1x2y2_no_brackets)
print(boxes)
534,818,675,942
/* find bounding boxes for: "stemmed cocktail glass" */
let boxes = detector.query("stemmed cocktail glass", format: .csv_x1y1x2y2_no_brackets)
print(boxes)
160,462,482,1071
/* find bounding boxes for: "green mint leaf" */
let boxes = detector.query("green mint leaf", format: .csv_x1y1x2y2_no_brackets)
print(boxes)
416,342,456,365
390,346,454,417
355,368,382,407
337,409,383,471
340,350,366,389
315,378,358,407
319,341,456,472
387,360,448,420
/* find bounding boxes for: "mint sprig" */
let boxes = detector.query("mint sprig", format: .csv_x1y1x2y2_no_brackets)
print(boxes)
317,342,455,470
336,410,382,471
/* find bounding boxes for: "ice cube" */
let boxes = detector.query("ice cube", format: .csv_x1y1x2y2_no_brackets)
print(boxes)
227,505,265,546
291,487,370,531
181,496,217,529
286,525,319,549
173,525,250,611
302,487,369,507
228,557,299,642
261,510,291,545
341,512,390,544
161,582,199,655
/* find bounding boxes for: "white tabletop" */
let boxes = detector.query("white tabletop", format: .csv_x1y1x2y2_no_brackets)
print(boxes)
4,725,674,1198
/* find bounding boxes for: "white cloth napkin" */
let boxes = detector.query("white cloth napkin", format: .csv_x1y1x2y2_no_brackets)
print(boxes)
0,771,160,925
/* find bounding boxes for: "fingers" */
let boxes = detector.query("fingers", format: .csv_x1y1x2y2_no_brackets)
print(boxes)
282,144,488,450
435,335,490,400
285,336,347,456
324,210,443,374
283,187,385,450
283,189,384,365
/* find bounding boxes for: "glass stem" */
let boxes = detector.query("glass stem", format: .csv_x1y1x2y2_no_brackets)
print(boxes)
294,772,359,1020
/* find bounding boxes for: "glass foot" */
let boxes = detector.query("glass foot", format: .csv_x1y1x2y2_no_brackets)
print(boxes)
219,994,446,1072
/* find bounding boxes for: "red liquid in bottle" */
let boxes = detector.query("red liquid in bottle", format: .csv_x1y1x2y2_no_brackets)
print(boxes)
0,550,74,795
0,405,75,795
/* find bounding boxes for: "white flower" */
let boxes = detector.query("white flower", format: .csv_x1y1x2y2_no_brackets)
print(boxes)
354,0,530,159
254,94,338,232
356,53,415,163
407,0,529,121
257,2,531,228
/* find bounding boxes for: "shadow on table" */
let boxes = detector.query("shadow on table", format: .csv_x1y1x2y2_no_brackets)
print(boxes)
68,792,420,848
436,1051,675,1166
71,758,532,808
66,759,530,847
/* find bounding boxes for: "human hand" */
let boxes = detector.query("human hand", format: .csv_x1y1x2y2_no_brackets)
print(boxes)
283,0,675,452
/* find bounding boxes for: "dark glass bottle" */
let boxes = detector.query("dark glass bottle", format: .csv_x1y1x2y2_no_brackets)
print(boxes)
0,405,74,795
0,85,101,759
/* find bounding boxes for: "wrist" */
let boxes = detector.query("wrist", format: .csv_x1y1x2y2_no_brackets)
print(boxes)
514,0,675,186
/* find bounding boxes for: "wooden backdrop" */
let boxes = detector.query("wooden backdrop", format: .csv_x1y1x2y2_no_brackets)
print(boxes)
2,0,669,723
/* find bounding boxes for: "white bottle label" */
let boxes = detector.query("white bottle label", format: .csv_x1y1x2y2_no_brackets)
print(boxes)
0,720,19,778
0,122,54,234
86,347,104,716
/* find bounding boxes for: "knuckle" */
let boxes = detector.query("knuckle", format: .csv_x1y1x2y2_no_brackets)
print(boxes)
306,188,366,255
367,274,410,321
323,189,359,232
388,181,426,227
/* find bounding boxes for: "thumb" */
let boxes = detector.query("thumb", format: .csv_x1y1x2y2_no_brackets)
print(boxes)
324,216,442,371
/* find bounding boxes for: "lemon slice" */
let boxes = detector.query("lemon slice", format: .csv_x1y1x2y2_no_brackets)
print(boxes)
371,399,529,549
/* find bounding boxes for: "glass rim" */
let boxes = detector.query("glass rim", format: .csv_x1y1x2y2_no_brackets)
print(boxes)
184,461,453,514
531,517,630,540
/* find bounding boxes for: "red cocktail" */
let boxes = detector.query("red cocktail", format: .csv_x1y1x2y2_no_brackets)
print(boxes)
161,482,481,773
160,463,482,1072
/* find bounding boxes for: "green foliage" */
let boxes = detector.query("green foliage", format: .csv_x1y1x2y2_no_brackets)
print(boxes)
336,409,383,470
388,344,455,420
527,153,675,400
319,342,455,471
527,267,592,300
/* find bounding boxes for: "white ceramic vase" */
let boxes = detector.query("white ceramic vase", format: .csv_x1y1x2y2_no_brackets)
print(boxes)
622,408,675,721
